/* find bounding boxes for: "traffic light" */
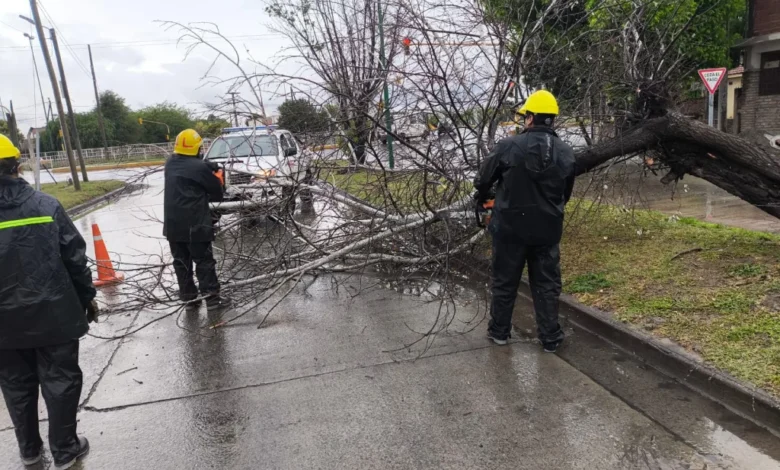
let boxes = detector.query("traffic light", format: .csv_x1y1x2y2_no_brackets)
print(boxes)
402,37,411,55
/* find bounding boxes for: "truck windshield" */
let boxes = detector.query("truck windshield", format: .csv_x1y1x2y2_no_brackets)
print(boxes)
206,135,278,159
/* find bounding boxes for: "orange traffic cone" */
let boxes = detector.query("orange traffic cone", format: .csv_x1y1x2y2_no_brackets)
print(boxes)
92,224,124,287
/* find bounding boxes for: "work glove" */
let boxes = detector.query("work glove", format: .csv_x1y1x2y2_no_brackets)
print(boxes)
205,161,220,173
473,191,488,204
87,299,100,323
214,169,225,187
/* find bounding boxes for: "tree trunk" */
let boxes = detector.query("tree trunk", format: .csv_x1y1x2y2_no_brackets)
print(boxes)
574,112,780,219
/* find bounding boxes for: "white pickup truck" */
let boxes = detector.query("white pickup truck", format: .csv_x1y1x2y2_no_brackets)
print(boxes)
205,126,312,214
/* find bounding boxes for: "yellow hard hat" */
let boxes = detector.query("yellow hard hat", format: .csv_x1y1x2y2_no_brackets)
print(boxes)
173,129,203,156
519,90,559,116
0,134,21,160
517,105,527,116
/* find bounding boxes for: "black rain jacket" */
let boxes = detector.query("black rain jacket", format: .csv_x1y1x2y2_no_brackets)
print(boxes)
474,127,576,245
0,176,95,349
163,154,224,243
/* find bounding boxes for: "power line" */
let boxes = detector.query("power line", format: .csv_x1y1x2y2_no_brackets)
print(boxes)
0,20,28,34
38,0,91,78
0,34,285,51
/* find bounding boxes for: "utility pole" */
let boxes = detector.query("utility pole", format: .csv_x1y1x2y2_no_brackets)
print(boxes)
26,0,80,190
227,92,239,127
377,0,394,169
50,28,88,182
24,33,49,129
88,45,109,155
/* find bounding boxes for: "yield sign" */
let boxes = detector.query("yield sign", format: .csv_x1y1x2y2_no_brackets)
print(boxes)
698,68,727,94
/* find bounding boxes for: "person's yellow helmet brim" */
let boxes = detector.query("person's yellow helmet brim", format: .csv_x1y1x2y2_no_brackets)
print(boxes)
522,90,559,116
0,134,21,160
517,104,527,116
174,129,203,156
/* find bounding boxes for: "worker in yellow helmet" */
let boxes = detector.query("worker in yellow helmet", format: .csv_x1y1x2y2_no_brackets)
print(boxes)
473,90,575,353
163,129,231,310
0,133,95,468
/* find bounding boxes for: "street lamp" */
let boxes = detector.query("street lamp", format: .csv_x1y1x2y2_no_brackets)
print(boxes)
22,32,50,128
19,15,39,27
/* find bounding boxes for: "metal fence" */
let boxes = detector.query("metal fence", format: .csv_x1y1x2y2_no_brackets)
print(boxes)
20,140,214,169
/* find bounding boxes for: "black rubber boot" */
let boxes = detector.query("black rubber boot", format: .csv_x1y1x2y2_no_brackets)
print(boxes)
206,295,233,311
54,436,89,469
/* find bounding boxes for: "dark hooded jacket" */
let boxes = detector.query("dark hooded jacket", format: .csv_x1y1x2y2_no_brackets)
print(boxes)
163,154,224,243
0,176,95,349
474,127,576,245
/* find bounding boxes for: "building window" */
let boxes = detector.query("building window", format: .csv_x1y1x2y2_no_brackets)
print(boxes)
759,51,780,95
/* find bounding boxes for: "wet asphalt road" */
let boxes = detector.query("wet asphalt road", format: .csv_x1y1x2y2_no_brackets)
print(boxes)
1,170,780,469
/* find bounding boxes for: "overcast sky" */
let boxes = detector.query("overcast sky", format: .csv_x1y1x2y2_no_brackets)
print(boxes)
0,0,293,129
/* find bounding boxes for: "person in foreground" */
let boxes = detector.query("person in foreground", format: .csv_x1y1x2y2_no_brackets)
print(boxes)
164,128,231,310
0,134,97,468
473,90,576,353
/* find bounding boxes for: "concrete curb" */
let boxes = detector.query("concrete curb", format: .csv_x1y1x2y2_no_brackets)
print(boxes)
66,184,129,218
516,283,780,435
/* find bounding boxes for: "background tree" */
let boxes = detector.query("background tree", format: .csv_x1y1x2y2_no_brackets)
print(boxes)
73,112,116,149
99,90,141,145
264,0,405,163
277,99,328,134
194,114,232,139
0,120,24,147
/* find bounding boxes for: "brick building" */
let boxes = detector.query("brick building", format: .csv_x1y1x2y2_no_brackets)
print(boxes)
730,0,780,133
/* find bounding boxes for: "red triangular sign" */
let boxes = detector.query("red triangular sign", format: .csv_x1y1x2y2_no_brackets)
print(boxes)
698,68,727,94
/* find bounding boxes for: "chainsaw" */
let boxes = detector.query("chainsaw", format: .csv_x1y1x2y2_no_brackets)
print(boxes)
474,197,495,228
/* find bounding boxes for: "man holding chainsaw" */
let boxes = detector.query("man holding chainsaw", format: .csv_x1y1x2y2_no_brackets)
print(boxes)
164,129,231,310
474,90,575,352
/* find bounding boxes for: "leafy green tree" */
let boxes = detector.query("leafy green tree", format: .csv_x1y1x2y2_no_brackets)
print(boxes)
0,120,24,147
277,99,328,134
99,90,140,145
38,120,63,153
73,112,116,149
507,0,747,120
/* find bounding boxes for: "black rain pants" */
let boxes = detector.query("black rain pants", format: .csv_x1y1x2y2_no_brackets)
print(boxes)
0,340,82,464
488,235,565,346
169,241,220,299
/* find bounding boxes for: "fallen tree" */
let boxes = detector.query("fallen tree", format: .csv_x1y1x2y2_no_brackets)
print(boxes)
86,0,778,345
576,112,780,218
